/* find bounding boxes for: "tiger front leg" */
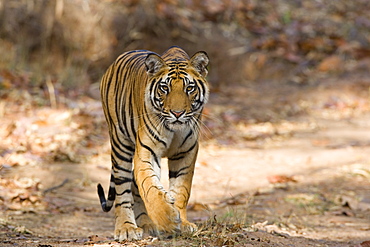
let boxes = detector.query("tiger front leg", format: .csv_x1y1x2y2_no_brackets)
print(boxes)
168,142,199,234
132,177,159,237
133,147,181,235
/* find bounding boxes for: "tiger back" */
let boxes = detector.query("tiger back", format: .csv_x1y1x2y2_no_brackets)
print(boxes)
97,46,209,241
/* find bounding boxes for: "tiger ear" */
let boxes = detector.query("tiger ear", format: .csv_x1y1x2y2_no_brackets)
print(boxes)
190,51,209,77
145,53,166,76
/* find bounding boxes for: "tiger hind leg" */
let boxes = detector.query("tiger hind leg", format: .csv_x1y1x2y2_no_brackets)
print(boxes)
97,174,143,241
110,145,143,241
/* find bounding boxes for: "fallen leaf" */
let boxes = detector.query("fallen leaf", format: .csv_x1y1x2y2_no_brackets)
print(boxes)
188,202,210,211
360,240,370,247
317,55,343,72
267,175,297,184
88,235,108,242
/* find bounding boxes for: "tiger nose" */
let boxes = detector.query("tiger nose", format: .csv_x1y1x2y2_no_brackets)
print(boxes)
170,110,185,119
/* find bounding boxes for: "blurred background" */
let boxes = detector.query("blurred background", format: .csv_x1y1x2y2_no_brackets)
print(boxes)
1,0,370,93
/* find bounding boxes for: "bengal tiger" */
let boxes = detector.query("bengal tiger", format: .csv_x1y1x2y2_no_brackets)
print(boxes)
97,46,209,241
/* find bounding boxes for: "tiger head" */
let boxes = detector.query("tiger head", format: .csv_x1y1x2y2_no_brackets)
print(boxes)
145,51,209,131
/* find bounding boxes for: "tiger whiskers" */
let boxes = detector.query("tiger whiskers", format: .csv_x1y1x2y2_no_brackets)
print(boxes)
199,111,222,125
191,113,213,140
134,111,164,134
153,114,167,134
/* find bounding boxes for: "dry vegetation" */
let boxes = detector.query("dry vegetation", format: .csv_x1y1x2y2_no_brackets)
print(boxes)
1,0,370,90
1,0,370,246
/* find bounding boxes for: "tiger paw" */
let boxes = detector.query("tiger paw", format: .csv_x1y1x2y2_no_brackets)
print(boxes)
146,191,181,234
141,223,159,238
136,213,159,237
181,220,198,234
114,222,143,241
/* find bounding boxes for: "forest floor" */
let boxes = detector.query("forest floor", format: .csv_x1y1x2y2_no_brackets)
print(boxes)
1,68,370,246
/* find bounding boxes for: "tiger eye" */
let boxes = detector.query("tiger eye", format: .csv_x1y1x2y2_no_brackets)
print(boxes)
186,85,195,92
160,85,169,92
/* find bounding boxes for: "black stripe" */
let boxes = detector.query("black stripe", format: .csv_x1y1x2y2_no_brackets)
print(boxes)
132,175,138,189
168,142,198,160
112,159,132,173
135,212,147,220
143,106,159,133
144,118,167,147
115,201,133,208
124,221,135,225
114,52,147,142
102,70,126,137
180,129,193,147
128,89,137,142
114,59,131,137
167,71,177,76
146,184,163,198
169,171,187,179
149,78,157,92
141,175,160,198
115,177,132,185
110,124,135,153
116,189,131,196
168,155,185,161
197,79,206,96
111,143,132,163
138,136,160,167
141,174,158,188
168,170,177,178
169,165,192,179
168,141,197,161
163,123,174,132
149,81,165,112
120,140,135,152
126,54,145,142
138,166,155,172
111,131,134,153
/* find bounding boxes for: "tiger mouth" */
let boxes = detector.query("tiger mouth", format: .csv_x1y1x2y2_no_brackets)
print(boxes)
172,120,183,124
164,119,189,130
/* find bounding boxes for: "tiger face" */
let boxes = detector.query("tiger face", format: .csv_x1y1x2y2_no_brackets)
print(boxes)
145,52,209,131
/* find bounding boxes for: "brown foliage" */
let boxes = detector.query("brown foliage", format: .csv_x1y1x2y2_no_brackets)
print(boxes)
1,0,370,91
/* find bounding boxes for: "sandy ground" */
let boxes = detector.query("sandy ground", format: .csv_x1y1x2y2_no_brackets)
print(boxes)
1,77,370,246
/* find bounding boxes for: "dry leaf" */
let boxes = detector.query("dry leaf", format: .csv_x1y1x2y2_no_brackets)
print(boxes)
188,202,210,211
267,175,297,184
317,55,343,72
360,241,370,247
88,235,108,242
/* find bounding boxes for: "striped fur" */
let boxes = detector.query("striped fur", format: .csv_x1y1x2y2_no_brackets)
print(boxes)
97,46,209,241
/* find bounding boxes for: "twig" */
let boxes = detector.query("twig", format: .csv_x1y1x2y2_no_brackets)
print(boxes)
43,178,69,195
46,77,57,108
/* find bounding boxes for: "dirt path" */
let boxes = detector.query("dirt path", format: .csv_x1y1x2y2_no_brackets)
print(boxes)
1,77,370,246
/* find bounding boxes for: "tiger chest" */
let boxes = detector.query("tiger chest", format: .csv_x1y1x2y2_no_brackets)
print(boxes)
164,129,197,160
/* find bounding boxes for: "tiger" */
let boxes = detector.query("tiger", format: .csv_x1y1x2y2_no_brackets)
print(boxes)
97,46,209,241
